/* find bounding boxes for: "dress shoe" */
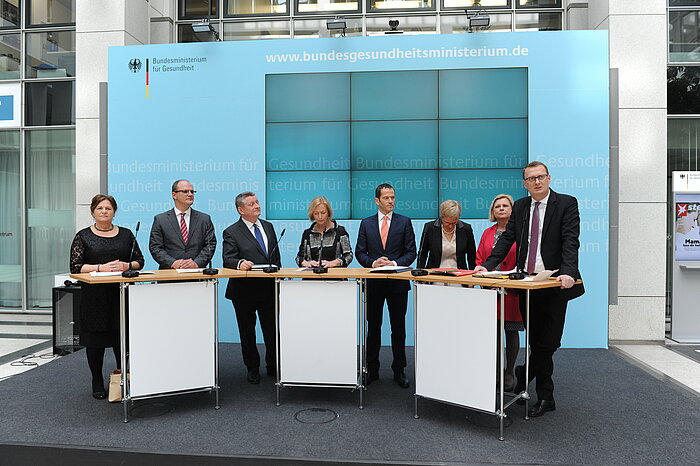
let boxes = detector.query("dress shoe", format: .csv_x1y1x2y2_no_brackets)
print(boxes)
364,372,379,386
247,369,261,384
393,371,410,389
92,378,106,400
528,399,556,417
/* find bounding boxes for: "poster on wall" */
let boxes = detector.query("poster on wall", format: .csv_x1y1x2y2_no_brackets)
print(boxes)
675,195,700,261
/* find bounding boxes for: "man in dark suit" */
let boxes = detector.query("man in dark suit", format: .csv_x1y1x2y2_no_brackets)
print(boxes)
149,179,216,269
474,161,584,417
356,184,417,388
222,191,280,384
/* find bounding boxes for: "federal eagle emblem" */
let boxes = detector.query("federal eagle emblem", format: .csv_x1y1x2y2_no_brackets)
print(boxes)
128,59,142,73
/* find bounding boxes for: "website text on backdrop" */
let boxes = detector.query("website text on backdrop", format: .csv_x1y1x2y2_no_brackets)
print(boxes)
222,191,281,385
295,196,354,270
474,162,585,418
69,194,145,399
475,193,523,393
355,184,417,388
417,199,477,271
149,179,217,269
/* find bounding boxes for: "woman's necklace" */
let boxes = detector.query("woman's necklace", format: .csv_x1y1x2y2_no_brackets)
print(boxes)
94,223,114,232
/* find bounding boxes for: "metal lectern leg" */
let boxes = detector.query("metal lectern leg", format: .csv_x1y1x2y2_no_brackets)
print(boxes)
524,289,531,420
214,278,220,410
499,288,506,441
120,283,129,423
413,282,419,420
275,278,281,407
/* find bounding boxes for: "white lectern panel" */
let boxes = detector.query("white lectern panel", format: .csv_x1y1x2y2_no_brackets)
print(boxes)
415,284,496,413
128,281,215,397
279,280,357,385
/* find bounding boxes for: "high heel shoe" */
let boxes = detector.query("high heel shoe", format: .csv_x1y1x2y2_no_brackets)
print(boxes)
92,378,106,400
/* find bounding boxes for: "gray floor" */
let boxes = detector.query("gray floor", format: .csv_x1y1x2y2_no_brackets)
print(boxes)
1,344,699,465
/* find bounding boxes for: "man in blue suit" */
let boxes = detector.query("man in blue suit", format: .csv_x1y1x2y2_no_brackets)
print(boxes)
356,184,416,388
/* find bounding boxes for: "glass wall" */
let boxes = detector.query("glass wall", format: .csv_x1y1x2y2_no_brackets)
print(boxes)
0,130,20,308
0,1,75,311
178,0,564,40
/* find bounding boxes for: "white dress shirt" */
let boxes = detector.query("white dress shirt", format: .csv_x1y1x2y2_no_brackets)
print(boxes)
526,191,550,273
174,207,191,231
439,229,458,269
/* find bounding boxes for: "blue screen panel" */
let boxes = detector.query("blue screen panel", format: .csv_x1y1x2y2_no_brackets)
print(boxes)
351,71,438,121
352,120,438,171
266,122,350,171
351,170,439,219
439,169,527,219
267,171,351,220
439,68,527,119
439,119,527,169
266,72,350,122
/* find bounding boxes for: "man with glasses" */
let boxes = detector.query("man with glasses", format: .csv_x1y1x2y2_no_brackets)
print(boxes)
474,161,584,418
149,179,217,269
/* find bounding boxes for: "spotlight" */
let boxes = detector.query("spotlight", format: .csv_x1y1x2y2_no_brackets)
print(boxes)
191,19,221,41
326,17,347,30
385,19,403,35
465,10,491,32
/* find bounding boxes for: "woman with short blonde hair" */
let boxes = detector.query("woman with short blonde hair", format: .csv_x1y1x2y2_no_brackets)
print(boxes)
416,199,476,270
296,196,353,268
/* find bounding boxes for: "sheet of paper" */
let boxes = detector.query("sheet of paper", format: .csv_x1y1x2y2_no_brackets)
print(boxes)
250,264,274,270
176,268,204,273
522,269,557,281
90,271,123,277
369,265,412,273
474,268,518,277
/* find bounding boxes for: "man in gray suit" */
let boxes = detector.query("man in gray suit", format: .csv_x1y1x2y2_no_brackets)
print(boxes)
149,179,216,269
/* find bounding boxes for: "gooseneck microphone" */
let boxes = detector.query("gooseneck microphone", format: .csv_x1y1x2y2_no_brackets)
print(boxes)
203,241,218,275
411,223,429,277
312,225,328,274
263,228,285,273
508,204,529,280
122,221,141,278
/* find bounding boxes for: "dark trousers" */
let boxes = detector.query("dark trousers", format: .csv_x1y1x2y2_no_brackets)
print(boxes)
366,285,408,374
520,287,568,401
231,297,276,371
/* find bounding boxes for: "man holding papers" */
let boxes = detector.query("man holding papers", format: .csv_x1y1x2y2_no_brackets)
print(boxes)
474,162,584,417
149,179,216,269
222,191,281,384
356,184,417,388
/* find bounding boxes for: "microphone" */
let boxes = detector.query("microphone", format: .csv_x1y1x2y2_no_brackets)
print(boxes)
312,225,328,274
263,227,285,273
122,221,141,278
508,204,529,280
411,222,429,277
202,240,218,276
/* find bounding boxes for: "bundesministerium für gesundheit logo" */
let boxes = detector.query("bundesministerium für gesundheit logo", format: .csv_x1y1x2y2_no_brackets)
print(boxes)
128,59,142,73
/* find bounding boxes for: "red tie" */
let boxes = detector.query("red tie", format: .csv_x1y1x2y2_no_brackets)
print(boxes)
180,212,189,245
380,215,389,248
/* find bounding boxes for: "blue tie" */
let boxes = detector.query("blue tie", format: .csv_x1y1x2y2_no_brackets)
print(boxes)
253,223,267,256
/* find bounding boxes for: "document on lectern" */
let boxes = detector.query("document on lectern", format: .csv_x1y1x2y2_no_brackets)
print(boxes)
369,265,412,273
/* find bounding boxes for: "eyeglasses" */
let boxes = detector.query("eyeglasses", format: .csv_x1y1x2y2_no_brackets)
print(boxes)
523,174,548,183
174,190,196,194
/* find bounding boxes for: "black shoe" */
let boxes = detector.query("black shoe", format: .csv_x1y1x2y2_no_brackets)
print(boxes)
364,371,379,386
528,399,556,417
267,366,276,377
247,369,261,384
393,371,410,389
92,378,106,400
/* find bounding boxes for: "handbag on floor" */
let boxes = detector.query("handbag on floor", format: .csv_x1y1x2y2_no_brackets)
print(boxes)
108,370,122,403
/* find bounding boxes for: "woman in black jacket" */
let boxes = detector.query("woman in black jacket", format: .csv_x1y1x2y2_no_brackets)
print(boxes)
417,200,476,270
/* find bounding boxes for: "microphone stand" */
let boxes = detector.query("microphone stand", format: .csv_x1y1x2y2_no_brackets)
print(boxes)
263,227,285,273
312,225,328,274
122,221,141,278
411,222,429,276
203,241,218,275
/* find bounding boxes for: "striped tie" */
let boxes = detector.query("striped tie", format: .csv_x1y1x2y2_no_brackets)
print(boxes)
180,212,189,245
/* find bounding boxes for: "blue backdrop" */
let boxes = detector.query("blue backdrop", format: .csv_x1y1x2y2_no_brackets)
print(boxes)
108,30,609,348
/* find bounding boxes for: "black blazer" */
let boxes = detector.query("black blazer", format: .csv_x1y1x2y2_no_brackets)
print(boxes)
222,218,281,303
355,212,417,293
483,189,584,301
417,219,477,270
149,208,216,269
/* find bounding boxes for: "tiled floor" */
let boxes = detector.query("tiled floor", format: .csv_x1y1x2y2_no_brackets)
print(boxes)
0,313,56,381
